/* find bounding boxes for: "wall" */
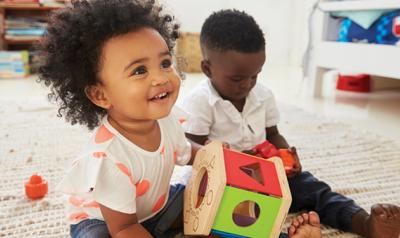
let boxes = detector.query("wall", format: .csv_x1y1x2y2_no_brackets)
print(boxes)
161,0,305,67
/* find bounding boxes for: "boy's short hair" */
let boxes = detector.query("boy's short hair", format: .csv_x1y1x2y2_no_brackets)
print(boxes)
38,0,180,130
200,9,265,53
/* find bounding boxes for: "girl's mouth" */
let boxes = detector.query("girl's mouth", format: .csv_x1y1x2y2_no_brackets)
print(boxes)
150,91,170,101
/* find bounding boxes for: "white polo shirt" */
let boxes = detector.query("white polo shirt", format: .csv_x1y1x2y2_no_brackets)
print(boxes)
57,111,191,224
181,79,279,151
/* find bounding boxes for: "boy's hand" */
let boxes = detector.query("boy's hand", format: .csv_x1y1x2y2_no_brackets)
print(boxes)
205,139,230,149
286,146,302,178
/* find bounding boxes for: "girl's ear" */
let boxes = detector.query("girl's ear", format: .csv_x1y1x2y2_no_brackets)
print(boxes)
201,59,212,78
84,84,111,110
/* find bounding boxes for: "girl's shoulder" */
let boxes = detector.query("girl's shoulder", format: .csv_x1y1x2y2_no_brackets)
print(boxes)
57,129,142,195
159,107,188,128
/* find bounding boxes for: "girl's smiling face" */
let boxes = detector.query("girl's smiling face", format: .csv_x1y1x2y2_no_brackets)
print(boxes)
90,27,181,122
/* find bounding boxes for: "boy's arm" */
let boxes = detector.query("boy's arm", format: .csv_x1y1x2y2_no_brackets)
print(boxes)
184,133,230,165
265,126,290,149
100,204,152,238
266,125,302,177
185,133,230,148
185,133,209,146
185,133,207,165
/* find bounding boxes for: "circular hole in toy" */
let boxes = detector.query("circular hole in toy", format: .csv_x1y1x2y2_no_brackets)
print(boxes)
193,168,209,208
232,200,260,227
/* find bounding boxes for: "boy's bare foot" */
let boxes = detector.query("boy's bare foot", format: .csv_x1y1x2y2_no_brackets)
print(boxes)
288,211,321,238
364,204,400,238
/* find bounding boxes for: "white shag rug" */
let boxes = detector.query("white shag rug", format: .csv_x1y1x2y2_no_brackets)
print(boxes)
0,99,399,238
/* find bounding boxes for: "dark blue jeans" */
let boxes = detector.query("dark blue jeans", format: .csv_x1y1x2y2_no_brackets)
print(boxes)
70,184,186,238
288,171,363,232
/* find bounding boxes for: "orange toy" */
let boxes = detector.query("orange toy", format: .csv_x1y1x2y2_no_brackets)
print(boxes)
25,174,48,199
278,149,296,172
245,140,296,175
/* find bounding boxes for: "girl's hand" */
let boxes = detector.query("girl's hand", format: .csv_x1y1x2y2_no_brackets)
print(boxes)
286,146,302,178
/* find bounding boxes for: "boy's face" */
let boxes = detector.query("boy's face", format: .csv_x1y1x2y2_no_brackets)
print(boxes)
201,48,265,102
93,27,181,121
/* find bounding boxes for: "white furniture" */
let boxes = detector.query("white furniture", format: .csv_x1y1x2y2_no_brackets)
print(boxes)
308,0,400,97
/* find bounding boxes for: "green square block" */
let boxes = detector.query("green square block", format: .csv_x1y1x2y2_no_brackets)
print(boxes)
212,186,282,238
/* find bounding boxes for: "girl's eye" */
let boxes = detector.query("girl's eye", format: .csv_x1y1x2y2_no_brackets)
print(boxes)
132,66,147,76
161,59,172,69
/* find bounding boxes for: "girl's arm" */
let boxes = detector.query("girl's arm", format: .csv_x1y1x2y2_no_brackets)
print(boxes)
100,204,152,238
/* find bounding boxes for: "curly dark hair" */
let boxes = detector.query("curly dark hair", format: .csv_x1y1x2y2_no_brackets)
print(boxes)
200,9,265,53
38,0,180,130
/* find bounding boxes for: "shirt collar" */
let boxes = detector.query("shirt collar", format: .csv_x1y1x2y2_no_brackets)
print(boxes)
206,79,222,106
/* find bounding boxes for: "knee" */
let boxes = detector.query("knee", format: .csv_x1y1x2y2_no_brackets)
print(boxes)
70,220,111,238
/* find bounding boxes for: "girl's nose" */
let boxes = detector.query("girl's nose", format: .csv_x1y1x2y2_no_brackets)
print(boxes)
151,76,169,86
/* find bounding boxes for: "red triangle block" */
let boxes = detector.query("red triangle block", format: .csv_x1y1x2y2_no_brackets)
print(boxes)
223,149,282,197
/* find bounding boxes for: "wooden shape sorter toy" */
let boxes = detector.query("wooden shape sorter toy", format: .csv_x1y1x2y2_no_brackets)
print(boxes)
184,141,292,238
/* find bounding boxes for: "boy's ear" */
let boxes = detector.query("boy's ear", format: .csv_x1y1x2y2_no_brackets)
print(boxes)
201,59,212,78
84,84,111,110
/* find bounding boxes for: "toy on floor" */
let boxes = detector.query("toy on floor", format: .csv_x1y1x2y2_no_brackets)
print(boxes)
184,141,292,238
244,140,296,174
394,16,400,37
25,174,48,199
336,74,371,93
